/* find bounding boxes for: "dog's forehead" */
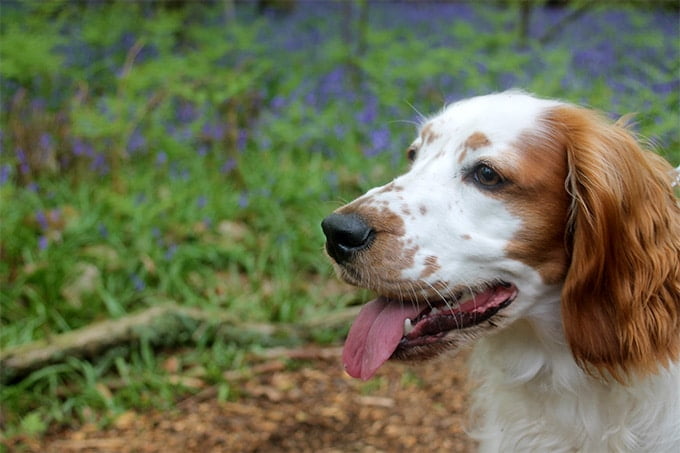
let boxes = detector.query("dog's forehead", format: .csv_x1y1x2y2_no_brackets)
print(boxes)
417,92,562,154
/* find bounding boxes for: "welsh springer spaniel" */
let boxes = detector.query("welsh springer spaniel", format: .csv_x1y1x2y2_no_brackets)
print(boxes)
322,91,680,451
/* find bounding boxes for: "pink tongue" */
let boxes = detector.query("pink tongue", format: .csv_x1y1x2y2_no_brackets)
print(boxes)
342,298,421,380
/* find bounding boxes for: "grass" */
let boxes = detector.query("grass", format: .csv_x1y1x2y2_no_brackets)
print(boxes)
1,0,678,442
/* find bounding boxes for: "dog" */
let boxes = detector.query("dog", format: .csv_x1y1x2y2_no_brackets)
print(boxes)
322,91,680,452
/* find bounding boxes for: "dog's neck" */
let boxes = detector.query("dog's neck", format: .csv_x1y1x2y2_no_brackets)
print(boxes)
467,296,680,452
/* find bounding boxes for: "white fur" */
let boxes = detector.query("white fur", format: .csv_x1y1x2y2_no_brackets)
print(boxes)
470,305,680,452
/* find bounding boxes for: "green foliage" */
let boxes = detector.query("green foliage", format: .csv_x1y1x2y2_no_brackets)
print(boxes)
0,0,678,442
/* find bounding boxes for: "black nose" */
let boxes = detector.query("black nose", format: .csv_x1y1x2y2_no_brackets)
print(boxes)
321,213,375,264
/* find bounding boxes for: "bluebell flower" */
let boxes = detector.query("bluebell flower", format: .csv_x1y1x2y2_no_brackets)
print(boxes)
164,244,177,260
356,101,378,124
98,223,109,238
176,101,198,123
270,95,286,110
325,171,339,192
156,151,167,166
38,236,48,250
72,139,93,157
221,157,237,174
16,148,29,175
127,129,146,154
238,192,249,208
364,127,390,158
131,273,146,292
39,133,53,150
334,125,345,139
237,130,248,152
36,210,48,230
196,195,207,209
91,153,109,175
202,122,225,141
0,164,11,185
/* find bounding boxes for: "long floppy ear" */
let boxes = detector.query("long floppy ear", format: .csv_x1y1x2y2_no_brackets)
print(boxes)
547,106,680,381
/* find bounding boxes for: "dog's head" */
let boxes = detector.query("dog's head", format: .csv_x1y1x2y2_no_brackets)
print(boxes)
322,91,680,381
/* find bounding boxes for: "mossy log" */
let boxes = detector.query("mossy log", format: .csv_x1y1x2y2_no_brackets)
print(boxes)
0,304,359,384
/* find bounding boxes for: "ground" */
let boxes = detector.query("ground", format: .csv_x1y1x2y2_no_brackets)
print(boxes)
15,346,477,452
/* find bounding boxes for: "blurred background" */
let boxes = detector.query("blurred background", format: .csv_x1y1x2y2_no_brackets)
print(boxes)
1,0,678,451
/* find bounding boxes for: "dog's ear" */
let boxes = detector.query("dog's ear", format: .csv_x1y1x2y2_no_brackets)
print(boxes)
547,106,680,381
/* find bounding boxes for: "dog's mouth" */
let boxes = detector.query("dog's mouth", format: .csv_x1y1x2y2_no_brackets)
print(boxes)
342,282,517,380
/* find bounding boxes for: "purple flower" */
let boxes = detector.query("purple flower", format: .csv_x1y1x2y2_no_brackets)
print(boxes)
98,223,109,238
196,195,207,209
39,133,53,150
202,122,225,141
271,95,286,110
91,153,109,174
0,164,11,185
237,130,248,152
131,273,145,292
156,151,167,166
38,236,49,250
73,139,94,157
364,127,390,158
238,192,249,208
164,244,177,260
221,157,237,174
176,102,198,123
36,211,48,230
356,101,378,124
16,148,29,175
127,130,146,154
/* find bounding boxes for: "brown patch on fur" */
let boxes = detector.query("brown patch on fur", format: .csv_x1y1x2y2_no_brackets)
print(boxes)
539,105,680,381
458,131,492,163
420,123,441,145
419,205,427,215
460,234,471,240
376,182,397,194
464,131,491,150
502,128,571,285
419,255,441,279
335,199,417,293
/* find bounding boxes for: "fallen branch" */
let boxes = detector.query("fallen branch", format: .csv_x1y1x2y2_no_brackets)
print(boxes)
0,304,359,384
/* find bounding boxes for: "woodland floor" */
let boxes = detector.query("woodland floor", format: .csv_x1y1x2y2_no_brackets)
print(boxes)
11,347,477,452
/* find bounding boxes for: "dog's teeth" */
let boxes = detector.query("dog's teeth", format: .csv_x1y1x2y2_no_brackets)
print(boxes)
403,318,414,335
430,307,441,315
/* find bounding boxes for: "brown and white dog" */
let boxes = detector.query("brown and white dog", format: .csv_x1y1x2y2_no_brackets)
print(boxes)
322,91,680,452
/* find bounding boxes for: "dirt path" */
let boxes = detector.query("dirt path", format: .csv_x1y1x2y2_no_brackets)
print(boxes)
18,347,476,452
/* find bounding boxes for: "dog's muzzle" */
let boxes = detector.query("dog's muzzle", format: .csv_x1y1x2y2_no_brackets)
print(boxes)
321,212,375,264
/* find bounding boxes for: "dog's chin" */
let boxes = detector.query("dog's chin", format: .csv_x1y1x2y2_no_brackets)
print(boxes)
390,322,500,363
390,289,516,363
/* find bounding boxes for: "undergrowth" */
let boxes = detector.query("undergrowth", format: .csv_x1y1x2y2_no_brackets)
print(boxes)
0,0,678,442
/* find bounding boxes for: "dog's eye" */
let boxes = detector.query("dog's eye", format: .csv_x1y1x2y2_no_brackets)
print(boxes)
473,164,503,187
406,147,417,162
